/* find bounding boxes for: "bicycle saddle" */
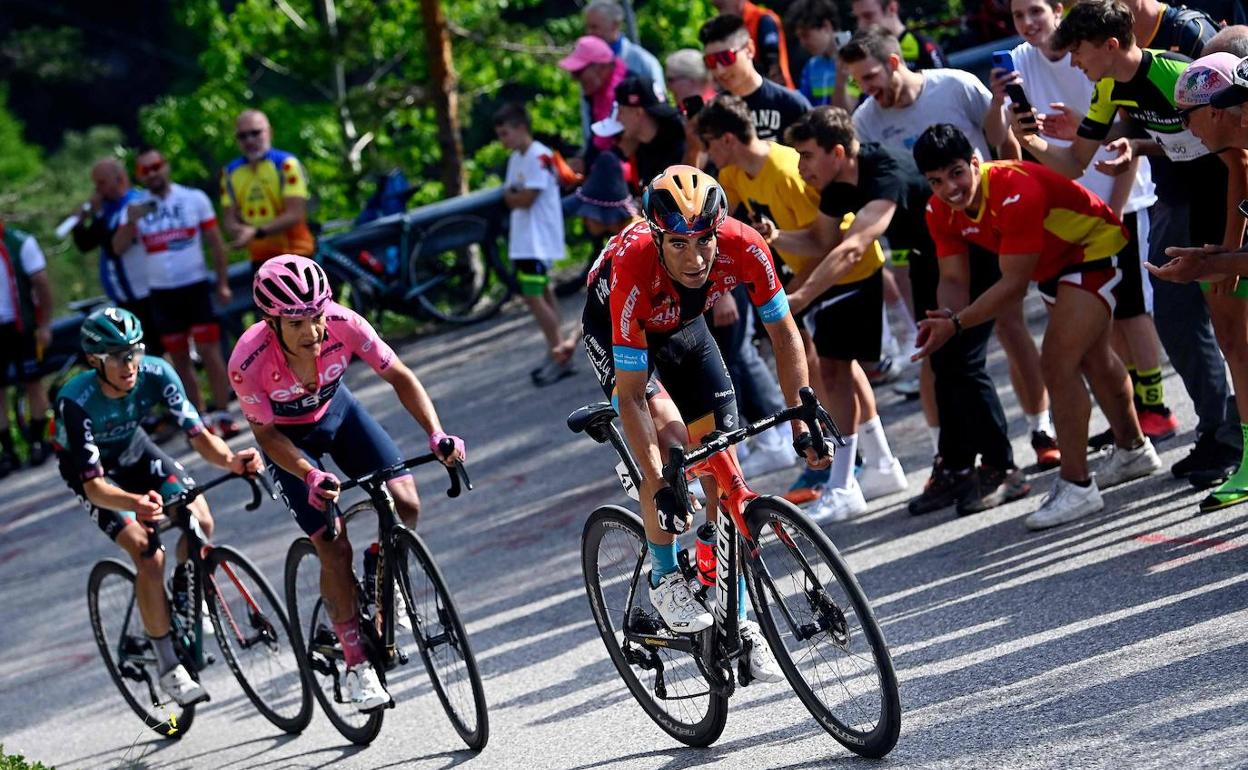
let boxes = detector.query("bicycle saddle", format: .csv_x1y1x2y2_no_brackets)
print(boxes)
566,402,616,441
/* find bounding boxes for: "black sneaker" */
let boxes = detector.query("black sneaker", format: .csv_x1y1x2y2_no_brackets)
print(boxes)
1172,433,1240,479
908,457,975,515
957,465,1031,516
0,452,17,479
1030,430,1061,470
1087,428,1115,451
26,440,51,467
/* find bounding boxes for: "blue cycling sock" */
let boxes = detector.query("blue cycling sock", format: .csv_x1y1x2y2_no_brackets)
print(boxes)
738,574,748,621
648,540,680,587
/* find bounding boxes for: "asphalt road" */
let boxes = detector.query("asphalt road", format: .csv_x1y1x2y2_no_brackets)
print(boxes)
2,292,1246,770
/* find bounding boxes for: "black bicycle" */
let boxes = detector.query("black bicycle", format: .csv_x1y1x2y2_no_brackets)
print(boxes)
86,472,313,738
283,441,489,749
568,388,901,757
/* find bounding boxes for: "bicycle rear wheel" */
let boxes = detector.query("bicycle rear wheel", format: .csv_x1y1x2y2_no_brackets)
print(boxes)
744,497,901,757
581,505,728,747
205,545,312,734
284,537,384,745
87,559,196,738
409,215,510,324
392,527,489,751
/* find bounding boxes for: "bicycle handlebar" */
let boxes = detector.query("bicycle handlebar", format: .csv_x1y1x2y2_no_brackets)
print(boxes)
141,472,277,557
319,437,471,542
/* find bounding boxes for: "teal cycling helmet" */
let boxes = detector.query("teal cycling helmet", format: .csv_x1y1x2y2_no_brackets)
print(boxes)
81,306,144,354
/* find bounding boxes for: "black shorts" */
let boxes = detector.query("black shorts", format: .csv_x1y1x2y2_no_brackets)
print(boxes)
582,307,739,432
512,259,551,297
802,268,884,362
1113,209,1150,320
149,281,220,353
0,322,39,387
60,431,195,541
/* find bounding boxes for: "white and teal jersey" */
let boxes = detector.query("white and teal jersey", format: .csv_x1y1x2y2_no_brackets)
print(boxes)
54,356,204,479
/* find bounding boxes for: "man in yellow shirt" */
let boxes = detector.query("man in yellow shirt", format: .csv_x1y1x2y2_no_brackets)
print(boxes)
699,94,905,516
220,110,315,267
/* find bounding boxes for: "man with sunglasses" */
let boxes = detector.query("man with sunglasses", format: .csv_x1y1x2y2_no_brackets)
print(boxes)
711,0,796,88
220,110,315,267
698,14,811,145
113,147,241,439
54,307,263,707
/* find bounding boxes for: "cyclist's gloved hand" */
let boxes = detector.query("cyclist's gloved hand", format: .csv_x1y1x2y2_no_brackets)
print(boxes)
430,430,466,463
304,468,340,512
794,431,832,470
654,486,691,535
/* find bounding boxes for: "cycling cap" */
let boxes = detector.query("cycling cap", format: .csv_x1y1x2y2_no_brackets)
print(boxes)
1175,52,1242,107
81,306,143,354
254,254,332,318
642,165,727,238
1212,54,1248,109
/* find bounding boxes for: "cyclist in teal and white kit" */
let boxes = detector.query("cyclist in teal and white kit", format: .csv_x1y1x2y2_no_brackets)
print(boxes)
228,254,466,712
55,307,264,706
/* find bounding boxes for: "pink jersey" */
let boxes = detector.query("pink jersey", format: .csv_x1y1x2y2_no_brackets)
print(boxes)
228,301,396,425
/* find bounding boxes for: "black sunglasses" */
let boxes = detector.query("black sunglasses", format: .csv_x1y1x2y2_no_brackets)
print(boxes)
236,129,264,140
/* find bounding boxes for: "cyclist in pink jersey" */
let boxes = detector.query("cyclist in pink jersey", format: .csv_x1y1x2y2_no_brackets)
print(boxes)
228,254,465,712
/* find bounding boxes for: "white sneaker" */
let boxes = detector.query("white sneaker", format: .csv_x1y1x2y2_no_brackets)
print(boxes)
649,570,713,633
810,479,869,523
1024,478,1104,531
859,457,908,500
159,664,210,706
345,662,391,712
739,619,784,683
893,376,920,398
740,444,797,478
1096,439,1162,489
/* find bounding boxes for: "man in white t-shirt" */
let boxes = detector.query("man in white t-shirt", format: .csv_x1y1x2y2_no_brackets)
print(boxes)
996,0,1178,447
113,148,240,437
840,27,1063,473
494,104,576,387
0,222,54,474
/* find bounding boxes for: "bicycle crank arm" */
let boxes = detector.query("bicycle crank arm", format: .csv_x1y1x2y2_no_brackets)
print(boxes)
623,630,700,655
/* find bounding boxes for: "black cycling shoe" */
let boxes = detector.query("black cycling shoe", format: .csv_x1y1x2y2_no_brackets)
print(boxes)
957,465,1031,516
26,440,51,467
1087,428,1115,452
0,452,18,479
1172,433,1240,479
908,457,975,515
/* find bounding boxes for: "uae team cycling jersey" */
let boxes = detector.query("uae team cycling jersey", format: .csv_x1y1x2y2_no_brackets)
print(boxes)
585,217,788,373
118,183,219,290
54,356,204,480
228,300,395,425
925,161,1128,282
1079,49,1208,162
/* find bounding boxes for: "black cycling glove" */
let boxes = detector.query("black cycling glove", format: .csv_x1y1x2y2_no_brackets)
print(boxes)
654,486,690,535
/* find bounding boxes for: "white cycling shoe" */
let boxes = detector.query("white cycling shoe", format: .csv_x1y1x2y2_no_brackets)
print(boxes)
649,571,713,634
345,662,391,712
740,619,784,683
159,664,210,706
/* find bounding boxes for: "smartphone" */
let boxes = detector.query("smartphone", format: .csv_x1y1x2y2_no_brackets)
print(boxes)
992,50,1014,72
682,95,704,119
834,30,852,48
137,199,159,215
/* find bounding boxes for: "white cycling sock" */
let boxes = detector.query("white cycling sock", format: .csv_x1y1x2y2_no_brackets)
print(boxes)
927,425,940,455
1026,411,1054,436
830,433,858,490
858,415,895,467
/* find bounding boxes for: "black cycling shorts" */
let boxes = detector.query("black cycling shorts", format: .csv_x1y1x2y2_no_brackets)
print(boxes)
149,281,220,353
801,268,884,362
1113,209,1150,321
60,431,195,541
0,322,39,387
583,307,739,433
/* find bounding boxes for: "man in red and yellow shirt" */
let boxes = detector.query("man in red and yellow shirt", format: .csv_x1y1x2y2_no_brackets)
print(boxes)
912,124,1160,531
220,110,315,266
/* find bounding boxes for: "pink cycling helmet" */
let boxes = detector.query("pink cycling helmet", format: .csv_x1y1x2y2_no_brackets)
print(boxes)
253,255,332,318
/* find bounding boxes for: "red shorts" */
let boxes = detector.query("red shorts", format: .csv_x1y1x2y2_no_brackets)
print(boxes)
1037,264,1121,315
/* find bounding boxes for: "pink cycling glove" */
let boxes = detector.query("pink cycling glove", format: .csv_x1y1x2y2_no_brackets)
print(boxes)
304,467,340,512
429,430,466,461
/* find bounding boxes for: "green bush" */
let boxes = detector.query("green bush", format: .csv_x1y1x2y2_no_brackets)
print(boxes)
0,745,53,770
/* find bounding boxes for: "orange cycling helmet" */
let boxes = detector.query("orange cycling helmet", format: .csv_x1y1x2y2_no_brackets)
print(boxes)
642,165,728,239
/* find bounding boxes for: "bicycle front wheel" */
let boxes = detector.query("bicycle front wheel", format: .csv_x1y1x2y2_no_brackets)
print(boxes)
409,215,510,324
581,505,728,747
744,497,901,757
284,537,384,745
205,545,312,734
87,559,196,739
393,528,489,751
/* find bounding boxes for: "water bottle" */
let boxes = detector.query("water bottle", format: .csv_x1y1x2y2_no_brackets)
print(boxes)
695,521,717,587
362,542,380,613
358,249,385,275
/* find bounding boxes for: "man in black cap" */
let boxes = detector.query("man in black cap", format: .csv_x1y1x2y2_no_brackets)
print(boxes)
615,76,691,186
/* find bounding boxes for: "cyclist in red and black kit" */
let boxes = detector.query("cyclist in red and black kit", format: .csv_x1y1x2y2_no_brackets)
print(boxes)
582,165,829,681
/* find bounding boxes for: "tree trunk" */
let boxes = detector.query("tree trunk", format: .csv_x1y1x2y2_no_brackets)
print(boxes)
420,0,466,197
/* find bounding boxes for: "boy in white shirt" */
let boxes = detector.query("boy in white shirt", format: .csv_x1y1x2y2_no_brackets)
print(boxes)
495,103,575,386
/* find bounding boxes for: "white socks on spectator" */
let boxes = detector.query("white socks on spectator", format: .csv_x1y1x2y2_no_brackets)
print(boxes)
1026,410,1054,436
830,433,858,490
858,415,896,467
754,424,788,453
888,298,917,348
927,425,940,456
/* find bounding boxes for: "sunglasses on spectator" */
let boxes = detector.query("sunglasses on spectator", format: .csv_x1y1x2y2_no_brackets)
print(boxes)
703,45,748,70
102,344,146,365
136,160,165,175
236,129,264,140
1178,104,1207,127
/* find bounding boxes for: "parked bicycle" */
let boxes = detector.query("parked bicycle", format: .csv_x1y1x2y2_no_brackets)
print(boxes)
568,388,901,757
316,187,514,327
284,440,489,749
86,471,312,738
